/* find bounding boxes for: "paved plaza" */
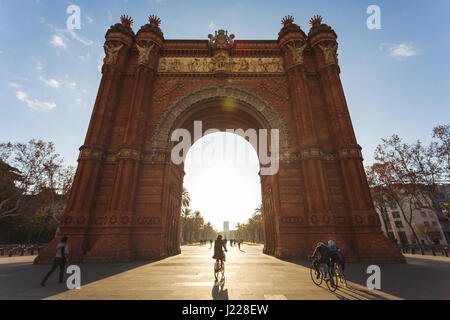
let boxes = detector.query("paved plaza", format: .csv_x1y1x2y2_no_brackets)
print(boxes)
0,244,449,300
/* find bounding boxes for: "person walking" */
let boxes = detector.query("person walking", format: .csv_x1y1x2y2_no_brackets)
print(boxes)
40,236,69,287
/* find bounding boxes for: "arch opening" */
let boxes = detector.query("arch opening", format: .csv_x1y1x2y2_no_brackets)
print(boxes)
159,91,283,256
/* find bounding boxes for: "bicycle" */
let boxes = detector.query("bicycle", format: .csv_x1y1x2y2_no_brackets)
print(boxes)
214,259,225,281
333,262,347,287
309,258,338,292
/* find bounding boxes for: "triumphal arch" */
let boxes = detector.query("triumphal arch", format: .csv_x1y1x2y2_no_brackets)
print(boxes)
36,15,404,263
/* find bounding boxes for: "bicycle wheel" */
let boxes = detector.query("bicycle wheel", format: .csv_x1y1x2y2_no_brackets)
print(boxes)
214,262,220,280
220,263,225,280
325,264,339,292
310,263,323,286
335,264,347,287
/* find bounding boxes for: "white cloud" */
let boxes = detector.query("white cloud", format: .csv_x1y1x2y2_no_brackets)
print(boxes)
106,9,113,22
39,76,60,88
8,82,19,88
16,91,56,112
380,42,420,59
42,17,93,47
68,29,93,46
209,21,217,32
78,52,91,60
86,14,94,24
50,35,67,49
35,59,43,71
67,81,76,88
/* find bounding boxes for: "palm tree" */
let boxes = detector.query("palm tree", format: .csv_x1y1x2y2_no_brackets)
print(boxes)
254,204,263,215
181,187,191,208
181,207,192,243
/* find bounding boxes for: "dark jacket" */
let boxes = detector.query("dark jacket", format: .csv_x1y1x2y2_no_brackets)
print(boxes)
212,239,227,260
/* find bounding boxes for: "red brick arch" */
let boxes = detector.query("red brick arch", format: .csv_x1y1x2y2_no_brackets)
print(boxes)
35,16,405,264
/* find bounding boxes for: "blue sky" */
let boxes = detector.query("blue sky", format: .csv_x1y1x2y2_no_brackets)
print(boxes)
1,1,449,229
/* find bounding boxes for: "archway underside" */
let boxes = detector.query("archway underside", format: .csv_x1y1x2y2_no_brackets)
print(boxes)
161,99,280,257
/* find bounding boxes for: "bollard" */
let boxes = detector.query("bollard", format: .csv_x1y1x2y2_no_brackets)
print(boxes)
431,248,436,256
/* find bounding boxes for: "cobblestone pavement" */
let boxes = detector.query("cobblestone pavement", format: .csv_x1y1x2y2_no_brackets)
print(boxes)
1,244,448,300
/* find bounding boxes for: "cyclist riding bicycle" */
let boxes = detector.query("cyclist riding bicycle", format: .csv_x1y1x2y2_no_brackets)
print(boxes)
309,242,333,279
212,234,228,271
327,240,345,272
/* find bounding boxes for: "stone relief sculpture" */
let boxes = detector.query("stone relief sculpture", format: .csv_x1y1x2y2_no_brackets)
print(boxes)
103,43,124,65
287,41,307,65
136,41,155,65
157,57,284,73
318,42,338,65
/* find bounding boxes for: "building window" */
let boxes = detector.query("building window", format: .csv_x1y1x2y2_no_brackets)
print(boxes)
420,212,427,218
424,221,430,227
392,211,400,219
432,221,438,226
390,203,398,210
395,221,403,228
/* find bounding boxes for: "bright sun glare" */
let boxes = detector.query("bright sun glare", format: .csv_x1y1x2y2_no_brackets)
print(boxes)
183,132,261,231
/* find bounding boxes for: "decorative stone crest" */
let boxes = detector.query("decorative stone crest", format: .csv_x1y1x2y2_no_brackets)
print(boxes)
208,29,235,49
103,42,124,65
211,52,229,72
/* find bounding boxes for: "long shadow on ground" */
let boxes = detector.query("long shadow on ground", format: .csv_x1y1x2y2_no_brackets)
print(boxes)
280,256,450,300
0,256,164,300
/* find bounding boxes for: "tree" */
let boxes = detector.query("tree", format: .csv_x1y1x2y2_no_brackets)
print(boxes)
366,125,449,251
0,159,23,219
0,140,75,244
0,140,61,220
433,124,449,179
235,206,264,243
181,187,191,208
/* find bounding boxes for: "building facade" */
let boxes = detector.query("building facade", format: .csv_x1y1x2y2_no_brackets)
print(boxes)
375,189,449,246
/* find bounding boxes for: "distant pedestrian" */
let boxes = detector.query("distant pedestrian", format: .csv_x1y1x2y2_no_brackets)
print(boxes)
209,239,213,249
40,236,69,287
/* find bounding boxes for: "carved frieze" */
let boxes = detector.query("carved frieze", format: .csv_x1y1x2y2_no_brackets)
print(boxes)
157,56,284,73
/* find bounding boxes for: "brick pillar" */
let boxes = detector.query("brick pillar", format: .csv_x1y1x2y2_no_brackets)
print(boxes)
279,19,331,217
83,17,164,262
276,17,334,258
34,18,135,264
308,16,405,262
